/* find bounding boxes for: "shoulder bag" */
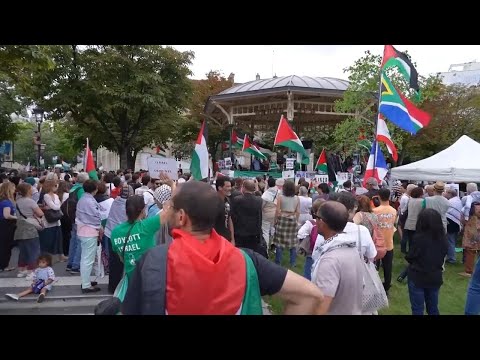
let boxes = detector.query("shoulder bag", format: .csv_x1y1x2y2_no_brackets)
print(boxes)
16,204,44,232
357,225,389,313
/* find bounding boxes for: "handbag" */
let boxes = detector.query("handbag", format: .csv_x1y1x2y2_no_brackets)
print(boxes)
357,225,389,313
16,204,44,231
95,223,135,315
43,209,63,223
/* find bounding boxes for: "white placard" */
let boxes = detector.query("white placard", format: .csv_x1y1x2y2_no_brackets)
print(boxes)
147,157,178,180
224,157,232,168
314,175,329,184
282,170,295,179
286,158,295,170
336,172,353,185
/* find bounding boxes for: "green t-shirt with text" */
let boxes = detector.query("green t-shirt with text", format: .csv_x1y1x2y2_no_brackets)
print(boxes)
110,216,161,277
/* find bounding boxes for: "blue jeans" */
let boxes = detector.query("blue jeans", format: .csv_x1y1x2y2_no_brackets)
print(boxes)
79,236,98,290
446,232,457,263
67,224,81,270
303,256,314,280
101,235,110,260
275,247,296,266
465,258,480,315
408,279,440,315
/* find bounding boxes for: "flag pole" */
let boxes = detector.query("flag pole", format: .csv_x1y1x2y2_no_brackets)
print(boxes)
373,47,385,180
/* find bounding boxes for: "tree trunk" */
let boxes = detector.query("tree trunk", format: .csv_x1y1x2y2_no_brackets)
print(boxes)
127,149,136,171
119,147,129,171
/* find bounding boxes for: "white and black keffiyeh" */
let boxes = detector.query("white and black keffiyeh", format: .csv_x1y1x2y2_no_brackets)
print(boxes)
153,184,172,205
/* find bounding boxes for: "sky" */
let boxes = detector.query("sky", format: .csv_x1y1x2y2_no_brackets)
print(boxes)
171,45,480,83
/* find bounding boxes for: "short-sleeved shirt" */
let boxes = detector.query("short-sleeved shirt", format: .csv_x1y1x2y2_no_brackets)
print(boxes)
0,199,15,219
312,246,364,315
16,197,39,218
110,216,161,277
372,204,397,251
33,266,55,291
214,197,231,241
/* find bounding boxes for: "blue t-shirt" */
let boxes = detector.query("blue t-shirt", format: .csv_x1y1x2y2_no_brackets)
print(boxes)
0,199,15,220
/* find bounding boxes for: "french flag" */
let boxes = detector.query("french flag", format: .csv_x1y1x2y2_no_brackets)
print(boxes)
363,141,388,187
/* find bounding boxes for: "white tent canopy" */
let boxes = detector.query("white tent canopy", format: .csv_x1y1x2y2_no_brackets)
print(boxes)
390,135,480,182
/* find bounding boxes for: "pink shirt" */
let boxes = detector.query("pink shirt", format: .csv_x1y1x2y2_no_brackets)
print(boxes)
77,222,100,238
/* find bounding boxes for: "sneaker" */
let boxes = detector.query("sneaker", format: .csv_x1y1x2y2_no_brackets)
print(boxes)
25,273,35,281
70,269,80,275
81,287,101,294
17,270,28,278
5,293,19,301
66,266,72,272
37,293,45,303
459,272,472,278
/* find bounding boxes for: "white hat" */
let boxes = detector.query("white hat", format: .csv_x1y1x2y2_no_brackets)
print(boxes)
177,178,186,184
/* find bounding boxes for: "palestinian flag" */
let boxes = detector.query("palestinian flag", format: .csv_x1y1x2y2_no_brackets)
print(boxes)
379,71,431,134
376,114,398,162
274,115,309,164
315,148,328,173
242,135,267,160
382,45,419,94
166,229,263,315
191,120,209,181
231,130,244,148
85,138,98,180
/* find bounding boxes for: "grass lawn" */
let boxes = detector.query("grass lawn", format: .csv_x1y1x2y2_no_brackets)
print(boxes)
265,235,471,315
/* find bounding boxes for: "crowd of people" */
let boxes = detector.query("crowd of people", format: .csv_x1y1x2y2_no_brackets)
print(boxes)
0,167,479,315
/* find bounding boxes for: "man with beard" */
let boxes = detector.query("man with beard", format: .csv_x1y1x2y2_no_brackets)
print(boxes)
214,176,234,243
121,181,324,315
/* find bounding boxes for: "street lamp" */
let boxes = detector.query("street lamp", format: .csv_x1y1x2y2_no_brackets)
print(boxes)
32,106,45,170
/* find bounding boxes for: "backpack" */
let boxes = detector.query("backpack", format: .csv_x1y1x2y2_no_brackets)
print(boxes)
364,213,386,260
60,187,81,222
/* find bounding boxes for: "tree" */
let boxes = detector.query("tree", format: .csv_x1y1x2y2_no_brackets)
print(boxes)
13,121,82,167
0,45,194,170
405,84,480,161
172,70,234,164
334,50,442,165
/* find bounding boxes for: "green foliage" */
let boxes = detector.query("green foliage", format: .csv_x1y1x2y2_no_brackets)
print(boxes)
13,121,81,166
0,45,194,169
333,49,443,164
173,70,234,162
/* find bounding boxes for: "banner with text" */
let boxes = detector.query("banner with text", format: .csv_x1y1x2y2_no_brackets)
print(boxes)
147,157,178,180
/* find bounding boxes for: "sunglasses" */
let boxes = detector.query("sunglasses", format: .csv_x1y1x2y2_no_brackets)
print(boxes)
155,182,161,186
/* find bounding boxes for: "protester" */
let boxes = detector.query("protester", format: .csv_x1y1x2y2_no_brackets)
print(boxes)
297,199,324,280
444,187,463,264
273,180,300,267
121,181,324,315
230,178,243,199
465,259,480,315
66,172,88,274
110,177,122,199
312,201,364,315
312,183,330,202
373,188,397,294
57,180,71,259
105,184,133,293
353,195,379,237
110,195,160,281
461,199,480,277
406,209,448,315
14,183,43,279
214,176,234,242
298,186,312,226
75,180,102,293
364,177,380,207
0,182,17,271
261,177,279,249
425,181,450,233
231,180,264,255
39,179,64,263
